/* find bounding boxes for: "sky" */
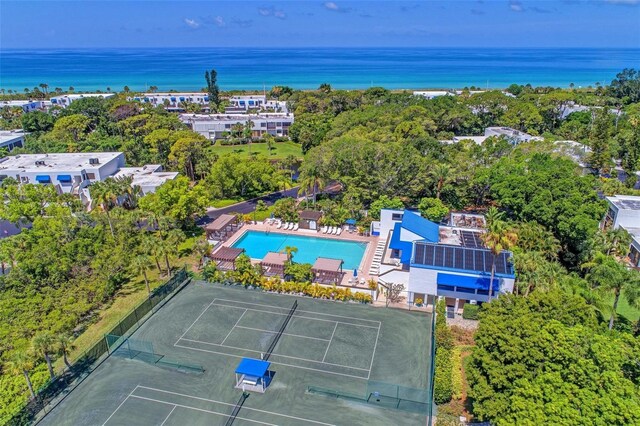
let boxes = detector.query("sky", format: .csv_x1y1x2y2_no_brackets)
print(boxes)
1,0,639,49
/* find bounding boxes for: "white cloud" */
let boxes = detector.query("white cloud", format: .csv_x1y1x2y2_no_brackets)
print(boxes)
258,6,286,19
324,2,340,11
214,16,226,27
258,8,271,16
509,0,523,11
184,18,200,29
274,10,286,19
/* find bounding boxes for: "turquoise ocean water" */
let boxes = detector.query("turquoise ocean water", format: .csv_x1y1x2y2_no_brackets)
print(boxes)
231,231,367,271
0,48,638,92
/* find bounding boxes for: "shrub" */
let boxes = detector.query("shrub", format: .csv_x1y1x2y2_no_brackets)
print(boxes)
434,347,453,404
462,303,480,320
415,297,424,306
451,346,464,400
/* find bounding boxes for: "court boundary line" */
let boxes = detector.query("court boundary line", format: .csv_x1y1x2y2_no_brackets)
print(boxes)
234,325,331,342
174,343,369,380
212,297,381,324
322,322,338,363
210,301,380,329
102,385,139,426
367,324,382,380
129,395,277,426
159,405,176,426
178,337,371,372
135,385,336,426
220,309,247,345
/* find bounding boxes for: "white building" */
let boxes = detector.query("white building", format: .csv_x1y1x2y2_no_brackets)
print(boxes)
413,91,454,99
132,93,211,112
0,152,125,195
112,164,179,195
0,100,47,113
371,209,515,312
451,127,543,146
602,195,640,268
227,95,288,113
50,93,115,108
0,130,27,152
180,113,294,140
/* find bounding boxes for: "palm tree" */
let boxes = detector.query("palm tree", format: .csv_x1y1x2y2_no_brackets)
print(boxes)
481,207,517,301
56,333,74,369
582,252,640,330
142,234,163,273
594,227,632,260
132,254,153,293
90,180,118,237
39,83,49,96
7,351,36,399
68,86,75,93
193,236,211,269
429,164,452,200
32,332,57,380
298,170,326,206
283,245,298,264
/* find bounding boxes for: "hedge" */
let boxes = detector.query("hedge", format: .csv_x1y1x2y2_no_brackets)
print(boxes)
434,298,454,404
451,346,464,400
462,303,480,320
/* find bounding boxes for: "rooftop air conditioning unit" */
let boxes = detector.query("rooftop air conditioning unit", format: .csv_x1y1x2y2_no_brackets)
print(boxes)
470,300,478,305
35,160,46,166
89,158,100,165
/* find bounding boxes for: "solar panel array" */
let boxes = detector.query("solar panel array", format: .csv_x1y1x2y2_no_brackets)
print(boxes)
459,230,483,248
412,242,514,275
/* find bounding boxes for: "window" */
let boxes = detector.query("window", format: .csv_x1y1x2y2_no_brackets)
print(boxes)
86,173,96,180
260,122,267,127
225,124,231,129
437,284,455,292
392,213,403,221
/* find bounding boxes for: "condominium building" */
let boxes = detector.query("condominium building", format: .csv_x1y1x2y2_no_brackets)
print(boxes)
227,95,288,113
0,130,27,152
602,195,640,268
112,164,179,195
50,93,115,108
0,100,47,113
451,127,543,145
180,113,294,140
132,93,211,112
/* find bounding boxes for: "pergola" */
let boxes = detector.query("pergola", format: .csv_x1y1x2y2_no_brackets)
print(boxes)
234,358,272,393
311,257,344,284
205,214,241,241
210,246,244,271
260,252,288,277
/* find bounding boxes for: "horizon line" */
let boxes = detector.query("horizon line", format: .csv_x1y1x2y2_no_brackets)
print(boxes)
2,46,639,51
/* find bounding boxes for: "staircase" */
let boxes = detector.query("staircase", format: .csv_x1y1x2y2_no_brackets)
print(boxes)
368,239,387,276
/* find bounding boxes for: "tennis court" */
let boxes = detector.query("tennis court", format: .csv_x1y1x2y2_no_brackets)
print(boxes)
39,281,433,426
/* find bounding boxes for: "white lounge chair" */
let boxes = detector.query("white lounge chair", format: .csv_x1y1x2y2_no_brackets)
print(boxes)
331,227,338,235
336,227,343,236
293,223,299,231
326,226,333,234
321,226,328,234
289,222,294,230
286,222,293,230
276,221,282,229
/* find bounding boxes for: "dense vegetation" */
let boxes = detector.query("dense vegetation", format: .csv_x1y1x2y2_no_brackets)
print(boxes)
1,69,639,424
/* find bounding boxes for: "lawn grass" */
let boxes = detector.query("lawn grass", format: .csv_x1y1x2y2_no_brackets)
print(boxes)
55,255,199,371
605,294,640,321
211,140,302,159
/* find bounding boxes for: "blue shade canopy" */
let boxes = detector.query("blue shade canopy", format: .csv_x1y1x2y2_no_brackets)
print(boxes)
35,175,51,183
57,175,72,182
389,222,413,264
437,272,499,290
235,358,270,378
401,212,439,243
346,219,357,225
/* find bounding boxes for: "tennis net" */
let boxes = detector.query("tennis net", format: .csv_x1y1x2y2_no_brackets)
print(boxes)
224,392,249,426
263,300,298,361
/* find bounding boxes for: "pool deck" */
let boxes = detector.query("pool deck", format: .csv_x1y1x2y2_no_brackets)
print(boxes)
218,221,380,290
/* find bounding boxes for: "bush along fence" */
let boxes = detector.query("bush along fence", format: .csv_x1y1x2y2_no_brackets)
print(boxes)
433,298,454,405
8,268,190,426
202,264,373,304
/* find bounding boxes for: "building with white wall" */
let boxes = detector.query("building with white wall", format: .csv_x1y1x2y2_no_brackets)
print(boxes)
132,93,211,112
413,91,454,99
112,164,179,195
1,100,47,113
0,152,125,195
227,95,288,113
0,130,27,152
450,127,543,146
50,93,115,108
602,195,640,268
180,113,294,140
371,209,516,311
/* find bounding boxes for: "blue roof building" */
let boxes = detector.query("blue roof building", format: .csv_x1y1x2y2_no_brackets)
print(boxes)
375,209,515,312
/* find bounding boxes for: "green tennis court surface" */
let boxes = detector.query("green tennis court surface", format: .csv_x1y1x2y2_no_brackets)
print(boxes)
39,281,433,426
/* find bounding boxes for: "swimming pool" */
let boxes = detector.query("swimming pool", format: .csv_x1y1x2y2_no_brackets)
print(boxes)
231,231,368,271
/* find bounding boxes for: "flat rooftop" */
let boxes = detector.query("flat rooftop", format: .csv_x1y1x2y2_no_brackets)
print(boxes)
113,165,178,188
180,113,292,122
0,152,123,172
0,130,27,143
607,195,640,211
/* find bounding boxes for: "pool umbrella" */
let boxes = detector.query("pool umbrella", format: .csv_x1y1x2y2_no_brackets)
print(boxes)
353,269,358,278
